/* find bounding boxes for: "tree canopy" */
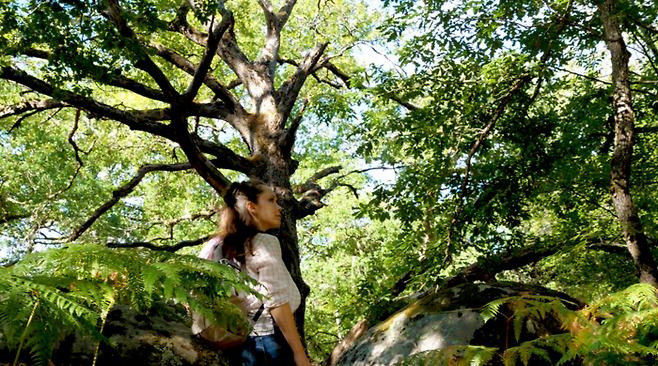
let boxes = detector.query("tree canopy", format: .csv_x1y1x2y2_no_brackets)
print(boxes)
2,0,658,364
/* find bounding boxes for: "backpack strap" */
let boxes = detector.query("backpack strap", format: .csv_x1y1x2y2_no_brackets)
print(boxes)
253,304,265,322
219,258,241,271
214,240,265,324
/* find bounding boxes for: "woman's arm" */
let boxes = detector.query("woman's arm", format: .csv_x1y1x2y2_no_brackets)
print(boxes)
270,303,311,366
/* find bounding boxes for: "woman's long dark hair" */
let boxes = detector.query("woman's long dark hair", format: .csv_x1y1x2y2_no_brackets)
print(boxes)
219,180,268,263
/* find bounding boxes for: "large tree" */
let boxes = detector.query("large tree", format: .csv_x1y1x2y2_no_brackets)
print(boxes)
0,0,376,336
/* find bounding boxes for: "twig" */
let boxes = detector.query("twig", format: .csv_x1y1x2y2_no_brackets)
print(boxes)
8,111,39,132
47,109,84,200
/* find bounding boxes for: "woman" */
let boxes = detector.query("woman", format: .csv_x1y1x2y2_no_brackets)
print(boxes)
211,180,312,366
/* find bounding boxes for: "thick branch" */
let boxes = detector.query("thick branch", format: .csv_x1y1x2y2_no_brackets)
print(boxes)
293,166,342,194
1,66,175,137
257,0,280,79
1,67,257,177
281,98,308,155
22,48,170,102
106,235,211,252
183,11,233,103
1,99,66,128
150,42,247,125
442,245,558,288
191,133,257,173
171,112,231,196
277,42,328,129
168,10,273,116
217,30,275,111
320,61,352,87
0,214,29,225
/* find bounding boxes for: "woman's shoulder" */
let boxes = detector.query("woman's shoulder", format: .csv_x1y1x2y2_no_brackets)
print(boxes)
250,233,281,253
252,232,279,245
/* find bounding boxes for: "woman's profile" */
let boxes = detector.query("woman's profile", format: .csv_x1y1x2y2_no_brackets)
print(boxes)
202,180,312,366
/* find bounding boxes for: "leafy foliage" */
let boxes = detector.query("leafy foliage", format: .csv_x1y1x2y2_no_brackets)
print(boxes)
0,244,257,365
393,284,658,365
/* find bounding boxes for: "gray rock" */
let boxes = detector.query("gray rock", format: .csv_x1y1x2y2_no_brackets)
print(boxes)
333,282,582,366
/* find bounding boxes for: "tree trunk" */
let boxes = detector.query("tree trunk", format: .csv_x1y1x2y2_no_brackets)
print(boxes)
597,0,658,288
258,142,311,342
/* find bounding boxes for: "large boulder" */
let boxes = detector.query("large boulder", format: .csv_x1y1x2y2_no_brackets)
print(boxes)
1,303,232,366
332,282,582,366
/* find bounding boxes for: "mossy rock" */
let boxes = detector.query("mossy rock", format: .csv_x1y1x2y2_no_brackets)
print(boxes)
0,303,233,366
333,282,583,366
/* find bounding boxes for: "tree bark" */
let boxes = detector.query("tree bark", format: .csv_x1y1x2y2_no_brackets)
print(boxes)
597,0,658,288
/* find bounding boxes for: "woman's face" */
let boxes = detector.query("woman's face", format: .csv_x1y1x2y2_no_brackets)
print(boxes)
251,187,282,231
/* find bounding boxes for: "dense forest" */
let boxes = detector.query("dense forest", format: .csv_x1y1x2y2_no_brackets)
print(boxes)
1,0,658,363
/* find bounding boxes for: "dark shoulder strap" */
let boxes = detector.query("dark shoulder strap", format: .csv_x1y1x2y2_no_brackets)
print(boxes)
219,258,241,271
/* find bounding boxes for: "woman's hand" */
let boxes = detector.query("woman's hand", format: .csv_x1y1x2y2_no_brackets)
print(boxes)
270,303,312,366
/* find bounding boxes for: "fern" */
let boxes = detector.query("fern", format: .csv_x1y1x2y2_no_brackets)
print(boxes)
395,285,658,366
479,285,658,365
0,243,259,366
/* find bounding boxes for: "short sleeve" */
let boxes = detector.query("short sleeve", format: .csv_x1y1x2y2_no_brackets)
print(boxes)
246,234,301,311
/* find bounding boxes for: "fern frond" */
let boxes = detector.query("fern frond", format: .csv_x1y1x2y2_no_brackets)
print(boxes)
0,243,268,366
481,298,507,322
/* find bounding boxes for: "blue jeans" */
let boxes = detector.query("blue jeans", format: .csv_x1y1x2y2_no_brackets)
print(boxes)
230,334,294,366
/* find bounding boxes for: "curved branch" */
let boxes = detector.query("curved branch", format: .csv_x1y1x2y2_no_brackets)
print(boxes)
293,165,342,194
1,66,174,138
143,209,219,242
68,162,198,242
278,55,419,111
445,76,530,261
276,42,328,128
1,99,66,129
1,260,19,268
294,166,345,219
47,109,84,201
21,48,170,102
106,235,211,252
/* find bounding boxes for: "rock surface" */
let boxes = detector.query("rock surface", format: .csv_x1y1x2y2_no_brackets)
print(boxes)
1,303,232,366
332,282,582,366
